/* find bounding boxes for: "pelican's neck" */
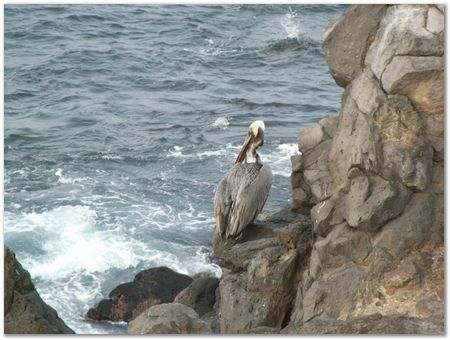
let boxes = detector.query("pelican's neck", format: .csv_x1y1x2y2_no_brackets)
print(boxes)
244,151,260,164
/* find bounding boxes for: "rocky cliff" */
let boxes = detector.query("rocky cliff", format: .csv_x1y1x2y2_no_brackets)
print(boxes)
4,246,75,334
213,4,444,334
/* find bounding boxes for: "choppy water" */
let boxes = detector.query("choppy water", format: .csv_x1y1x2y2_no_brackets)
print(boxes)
4,4,344,334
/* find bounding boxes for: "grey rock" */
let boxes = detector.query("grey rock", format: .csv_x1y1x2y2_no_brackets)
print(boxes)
366,5,443,80
374,95,433,191
349,68,386,115
215,210,312,334
318,116,339,138
426,6,444,33
339,175,411,232
4,246,74,334
314,222,372,270
322,5,387,87
298,123,326,154
128,303,211,334
174,276,219,317
381,56,444,94
374,193,434,258
244,326,279,334
302,265,365,322
311,198,335,237
328,92,381,188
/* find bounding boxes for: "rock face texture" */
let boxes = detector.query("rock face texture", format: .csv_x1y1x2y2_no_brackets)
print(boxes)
287,4,444,334
174,275,219,318
4,246,74,334
86,266,193,322
213,206,313,334
128,303,211,334
213,4,444,335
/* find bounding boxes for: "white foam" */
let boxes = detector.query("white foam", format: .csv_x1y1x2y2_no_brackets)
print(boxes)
263,143,299,177
212,117,229,130
167,145,189,158
100,154,124,160
55,168,87,184
281,8,301,40
196,149,226,159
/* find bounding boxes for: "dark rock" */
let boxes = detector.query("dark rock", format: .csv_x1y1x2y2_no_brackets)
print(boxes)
4,246,74,334
128,303,211,334
322,5,387,87
174,276,219,317
86,266,193,322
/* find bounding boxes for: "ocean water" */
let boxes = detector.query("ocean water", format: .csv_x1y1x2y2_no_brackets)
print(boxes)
4,4,345,334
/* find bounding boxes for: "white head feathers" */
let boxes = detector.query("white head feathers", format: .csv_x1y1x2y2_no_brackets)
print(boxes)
249,120,265,136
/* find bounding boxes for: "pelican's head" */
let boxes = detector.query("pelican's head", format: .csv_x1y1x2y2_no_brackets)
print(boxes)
235,120,266,164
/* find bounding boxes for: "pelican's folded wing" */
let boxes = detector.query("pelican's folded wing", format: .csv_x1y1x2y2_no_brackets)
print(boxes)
226,164,273,238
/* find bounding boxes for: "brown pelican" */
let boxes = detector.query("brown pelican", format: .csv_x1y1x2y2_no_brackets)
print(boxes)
214,120,273,239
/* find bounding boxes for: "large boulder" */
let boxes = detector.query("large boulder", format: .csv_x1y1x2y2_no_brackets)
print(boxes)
4,246,74,334
86,266,193,322
322,5,387,87
128,303,211,334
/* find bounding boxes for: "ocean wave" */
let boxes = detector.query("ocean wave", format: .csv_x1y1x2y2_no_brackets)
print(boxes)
264,143,300,177
55,168,88,184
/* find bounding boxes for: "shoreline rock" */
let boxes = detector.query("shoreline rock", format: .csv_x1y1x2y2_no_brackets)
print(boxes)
4,246,75,334
86,266,193,322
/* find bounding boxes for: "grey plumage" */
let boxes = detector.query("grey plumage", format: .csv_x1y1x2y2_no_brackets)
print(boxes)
214,162,272,239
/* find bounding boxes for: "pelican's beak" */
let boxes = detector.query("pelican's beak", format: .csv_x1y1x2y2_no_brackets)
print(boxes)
235,134,253,164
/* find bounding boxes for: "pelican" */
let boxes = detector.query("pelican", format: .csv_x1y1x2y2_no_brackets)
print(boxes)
214,120,273,240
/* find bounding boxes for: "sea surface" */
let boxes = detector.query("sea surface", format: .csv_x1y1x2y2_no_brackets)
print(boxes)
4,4,344,334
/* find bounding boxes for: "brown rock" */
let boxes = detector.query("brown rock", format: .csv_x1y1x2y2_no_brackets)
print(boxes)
287,313,443,334
4,246,74,334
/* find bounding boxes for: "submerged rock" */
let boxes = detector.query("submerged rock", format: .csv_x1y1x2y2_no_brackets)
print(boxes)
128,303,211,334
86,266,193,322
4,246,74,334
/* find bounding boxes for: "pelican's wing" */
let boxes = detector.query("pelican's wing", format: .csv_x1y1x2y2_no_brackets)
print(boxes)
214,165,242,237
214,176,231,238
226,164,273,238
